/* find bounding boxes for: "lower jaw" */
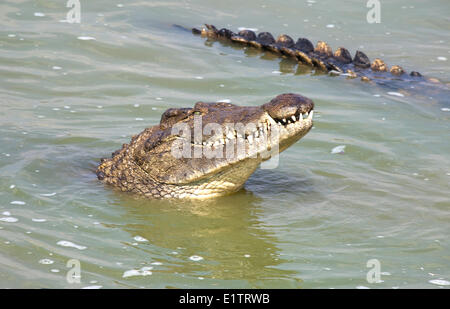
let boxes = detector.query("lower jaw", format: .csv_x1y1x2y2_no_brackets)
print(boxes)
168,159,261,199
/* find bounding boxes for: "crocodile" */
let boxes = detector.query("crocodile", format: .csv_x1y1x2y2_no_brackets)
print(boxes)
191,24,425,82
187,24,450,104
97,93,314,199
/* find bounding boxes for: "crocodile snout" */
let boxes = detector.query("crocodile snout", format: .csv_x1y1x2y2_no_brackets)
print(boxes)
262,93,314,121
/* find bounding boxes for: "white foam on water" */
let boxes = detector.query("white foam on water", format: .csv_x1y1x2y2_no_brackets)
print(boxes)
34,12,45,17
326,24,335,28
122,270,141,278
32,218,47,223
237,27,258,32
331,145,346,154
135,118,143,121
272,70,282,74
441,108,450,112
189,255,204,261
10,201,26,205
356,286,370,289
117,4,124,7
52,66,62,70
122,266,153,278
429,279,450,286
151,262,162,266
40,192,56,197
244,254,251,258
82,285,103,289
195,76,204,79
387,92,404,97
0,217,18,223
50,269,60,273
133,236,148,242
39,259,54,265
9,185,15,189
77,36,96,41
2,211,11,216
218,99,231,103
8,34,16,38
57,240,87,250
437,56,447,61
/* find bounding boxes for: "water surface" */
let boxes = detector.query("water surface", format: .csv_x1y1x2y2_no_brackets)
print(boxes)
0,0,449,288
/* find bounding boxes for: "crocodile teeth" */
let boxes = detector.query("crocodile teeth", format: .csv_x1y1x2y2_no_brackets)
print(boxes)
291,115,296,121
308,110,314,119
248,135,253,144
299,114,303,121
304,112,308,117
282,118,286,124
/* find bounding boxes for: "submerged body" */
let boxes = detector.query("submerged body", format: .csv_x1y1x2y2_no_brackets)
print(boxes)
97,94,314,199
193,24,423,82
189,24,450,105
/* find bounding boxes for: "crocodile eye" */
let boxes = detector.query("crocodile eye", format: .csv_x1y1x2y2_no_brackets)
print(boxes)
194,111,201,115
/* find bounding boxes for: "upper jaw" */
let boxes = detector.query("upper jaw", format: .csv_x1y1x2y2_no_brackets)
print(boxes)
185,108,314,157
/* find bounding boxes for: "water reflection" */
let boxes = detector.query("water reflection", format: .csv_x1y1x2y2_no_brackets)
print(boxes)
113,190,302,288
204,38,315,76
203,37,450,107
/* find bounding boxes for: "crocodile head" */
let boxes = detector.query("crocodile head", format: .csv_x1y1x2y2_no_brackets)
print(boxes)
97,93,314,199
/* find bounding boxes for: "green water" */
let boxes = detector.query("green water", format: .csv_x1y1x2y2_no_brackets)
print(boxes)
0,0,449,289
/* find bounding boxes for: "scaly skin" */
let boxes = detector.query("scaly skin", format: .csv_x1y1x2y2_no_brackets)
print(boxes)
97,93,314,199
189,24,450,105
192,24,426,82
